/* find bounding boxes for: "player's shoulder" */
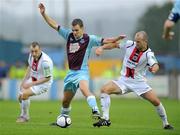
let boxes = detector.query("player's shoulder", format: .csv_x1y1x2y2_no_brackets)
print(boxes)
28,53,33,63
89,34,102,40
145,48,155,58
58,26,71,33
125,40,135,48
41,52,53,63
89,34,96,39
82,33,90,39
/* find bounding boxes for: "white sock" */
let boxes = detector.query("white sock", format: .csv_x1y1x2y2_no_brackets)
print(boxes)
100,93,111,120
87,95,99,112
20,99,30,119
61,106,71,115
155,103,169,126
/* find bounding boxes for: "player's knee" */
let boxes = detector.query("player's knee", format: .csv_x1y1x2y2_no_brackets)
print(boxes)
152,99,160,106
101,86,109,94
20,93,29,100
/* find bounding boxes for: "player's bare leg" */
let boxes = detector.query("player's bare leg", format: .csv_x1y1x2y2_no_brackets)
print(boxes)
16,88,34,123
141,90,173,130
94,81,121,127
61,91,75,115
50,91,75,126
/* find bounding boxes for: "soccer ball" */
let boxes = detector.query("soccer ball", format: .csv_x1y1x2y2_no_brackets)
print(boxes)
56,114,71,128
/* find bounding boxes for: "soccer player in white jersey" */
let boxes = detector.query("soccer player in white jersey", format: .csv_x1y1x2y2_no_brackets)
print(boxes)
16,42,53,123
93,31,173,130
38,3,124,126
163,0,180,40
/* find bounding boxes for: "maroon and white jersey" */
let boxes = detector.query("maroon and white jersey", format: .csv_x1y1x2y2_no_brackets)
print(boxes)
28,51,53,86
119,40,158,81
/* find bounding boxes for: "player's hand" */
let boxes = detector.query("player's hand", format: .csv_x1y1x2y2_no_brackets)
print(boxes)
148,64,159,74
118,34,126,40
148,67,156,74
95,47,103,56
115,34,126,43
39,3,45,15
162,31,174,40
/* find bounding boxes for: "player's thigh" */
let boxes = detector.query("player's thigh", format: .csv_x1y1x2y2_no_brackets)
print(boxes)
79,80,91,97
141,90,160,106
101,81,122,94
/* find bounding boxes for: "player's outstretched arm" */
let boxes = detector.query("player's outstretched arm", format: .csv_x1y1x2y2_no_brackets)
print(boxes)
103,35,126,44
96,35,126,56
39,3,58,31
162,20,175,40
95,42,119,56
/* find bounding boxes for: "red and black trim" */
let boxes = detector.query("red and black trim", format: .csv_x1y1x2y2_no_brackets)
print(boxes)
31,53,42,81
125,47,144,79
129,47,143,63
125,67,135,78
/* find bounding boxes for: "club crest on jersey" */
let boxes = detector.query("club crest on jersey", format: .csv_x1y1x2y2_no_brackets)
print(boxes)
69,43,80,53
70,38,73,42
80,39,85,44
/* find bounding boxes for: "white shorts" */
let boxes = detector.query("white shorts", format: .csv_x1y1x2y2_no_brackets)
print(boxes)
112,76,152,96
31,84,50,95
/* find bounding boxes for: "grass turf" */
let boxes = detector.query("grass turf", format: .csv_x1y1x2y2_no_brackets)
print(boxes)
0,98,179,135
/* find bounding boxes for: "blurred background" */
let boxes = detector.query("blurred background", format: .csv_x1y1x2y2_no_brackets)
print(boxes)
0,0,180,100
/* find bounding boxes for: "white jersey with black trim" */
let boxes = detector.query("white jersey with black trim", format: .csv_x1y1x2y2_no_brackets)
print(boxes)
28,51,53,86
119,40,158,81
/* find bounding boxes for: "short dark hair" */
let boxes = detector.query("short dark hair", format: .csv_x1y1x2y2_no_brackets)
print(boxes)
31,41,40,48
72,18,84,27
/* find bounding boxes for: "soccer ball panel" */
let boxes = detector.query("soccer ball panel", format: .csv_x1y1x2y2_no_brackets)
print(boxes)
66,117,71,125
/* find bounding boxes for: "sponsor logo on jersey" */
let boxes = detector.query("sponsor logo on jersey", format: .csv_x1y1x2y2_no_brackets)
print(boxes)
69,43,80,53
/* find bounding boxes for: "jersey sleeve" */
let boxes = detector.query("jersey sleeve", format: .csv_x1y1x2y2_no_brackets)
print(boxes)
28,54,31,66
119,40,134,49
89,35,103,47
147,52,158,67
41,61,52,78
168,0,180,23
58,25,71,40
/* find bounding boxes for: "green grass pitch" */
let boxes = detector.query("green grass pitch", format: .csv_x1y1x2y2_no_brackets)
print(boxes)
0,98,179,135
